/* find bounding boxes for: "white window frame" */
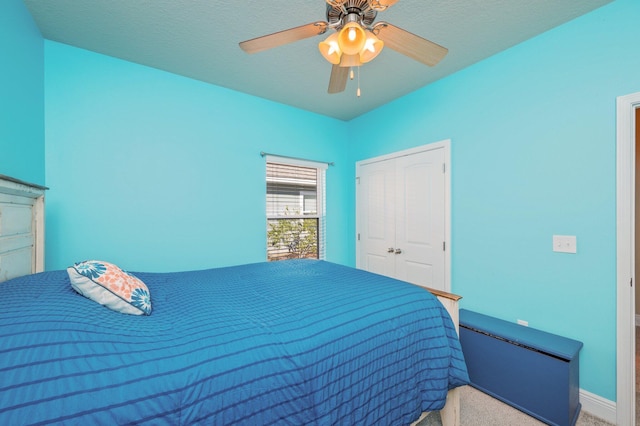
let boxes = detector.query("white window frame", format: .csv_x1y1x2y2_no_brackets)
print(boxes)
266,155,327,261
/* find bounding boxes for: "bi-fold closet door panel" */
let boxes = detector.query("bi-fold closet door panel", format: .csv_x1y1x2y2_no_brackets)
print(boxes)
357,147,446,291
358,158,396,279
395,150,446,289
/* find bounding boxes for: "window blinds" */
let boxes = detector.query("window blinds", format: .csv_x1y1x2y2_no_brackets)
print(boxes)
266,157,326,261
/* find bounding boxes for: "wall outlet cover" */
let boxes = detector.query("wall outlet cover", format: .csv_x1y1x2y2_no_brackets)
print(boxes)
553,235,577,254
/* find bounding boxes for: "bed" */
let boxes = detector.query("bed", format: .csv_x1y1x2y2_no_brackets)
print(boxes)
0,176,468,425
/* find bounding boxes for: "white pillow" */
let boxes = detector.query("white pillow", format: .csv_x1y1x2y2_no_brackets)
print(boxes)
67,260,152,315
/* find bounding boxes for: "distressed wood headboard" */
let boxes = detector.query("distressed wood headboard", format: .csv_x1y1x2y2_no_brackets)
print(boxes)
0,174,47,283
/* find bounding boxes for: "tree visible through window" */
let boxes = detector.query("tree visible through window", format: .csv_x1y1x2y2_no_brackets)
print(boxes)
266,160,326,261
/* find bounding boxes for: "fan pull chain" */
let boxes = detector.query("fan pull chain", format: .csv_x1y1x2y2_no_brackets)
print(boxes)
357,66,361,97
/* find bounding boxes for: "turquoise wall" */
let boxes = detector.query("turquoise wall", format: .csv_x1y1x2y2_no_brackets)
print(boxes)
40,0,639,405
348,0,640,403
44,42,352,272
0,0,44,185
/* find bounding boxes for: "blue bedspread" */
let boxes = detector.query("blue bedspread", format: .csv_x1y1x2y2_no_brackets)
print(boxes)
0,260,468,425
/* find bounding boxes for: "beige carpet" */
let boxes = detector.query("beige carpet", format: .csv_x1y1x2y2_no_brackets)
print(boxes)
417,385,613,426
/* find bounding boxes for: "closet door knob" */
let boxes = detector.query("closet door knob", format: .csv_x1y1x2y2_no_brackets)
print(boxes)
394,248,402,254
387,248,395,253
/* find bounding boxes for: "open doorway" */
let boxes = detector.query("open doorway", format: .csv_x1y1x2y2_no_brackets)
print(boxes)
617,92,640,426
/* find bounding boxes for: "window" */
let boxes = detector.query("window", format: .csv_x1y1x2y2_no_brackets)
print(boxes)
266,157,326,261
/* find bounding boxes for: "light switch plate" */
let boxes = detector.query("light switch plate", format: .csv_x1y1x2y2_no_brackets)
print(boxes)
553,235,577,253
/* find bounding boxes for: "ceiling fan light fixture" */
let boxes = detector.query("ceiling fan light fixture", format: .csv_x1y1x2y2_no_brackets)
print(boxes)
339,53,362,68
239,0,449,96
337,21,366,55
318,32,342,65
359,30,384,63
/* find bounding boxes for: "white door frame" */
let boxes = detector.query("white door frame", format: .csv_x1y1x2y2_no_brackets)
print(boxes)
616,92,640,426
355,139,452,292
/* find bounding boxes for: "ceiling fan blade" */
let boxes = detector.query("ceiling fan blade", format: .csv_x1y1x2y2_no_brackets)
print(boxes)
373,22,448,66
328,65,349,94
368,0,400,11
240,22,328,54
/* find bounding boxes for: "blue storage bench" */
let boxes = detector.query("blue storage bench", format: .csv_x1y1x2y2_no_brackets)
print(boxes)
459,309,583,426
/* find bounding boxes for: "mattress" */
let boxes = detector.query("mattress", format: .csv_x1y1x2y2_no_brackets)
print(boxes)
0,259,468,425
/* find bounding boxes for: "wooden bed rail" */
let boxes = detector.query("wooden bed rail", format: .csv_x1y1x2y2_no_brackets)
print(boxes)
424,287,463,302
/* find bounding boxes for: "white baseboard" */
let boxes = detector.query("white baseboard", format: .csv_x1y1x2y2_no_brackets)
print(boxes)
580,388,616,424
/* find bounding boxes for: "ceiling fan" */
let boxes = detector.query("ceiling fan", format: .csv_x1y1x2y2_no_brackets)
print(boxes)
239,0,448,95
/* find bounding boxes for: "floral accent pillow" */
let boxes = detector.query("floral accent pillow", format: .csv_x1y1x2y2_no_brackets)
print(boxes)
67,260,152,316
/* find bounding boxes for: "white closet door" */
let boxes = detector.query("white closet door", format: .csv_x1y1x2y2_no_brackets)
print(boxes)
356,142,449,292
394,148,446,290
357,158,396,278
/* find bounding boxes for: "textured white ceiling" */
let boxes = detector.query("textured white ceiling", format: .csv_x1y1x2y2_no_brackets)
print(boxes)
23,0,612,121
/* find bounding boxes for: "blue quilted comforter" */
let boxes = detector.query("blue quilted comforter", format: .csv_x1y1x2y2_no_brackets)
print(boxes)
0,260,468,425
